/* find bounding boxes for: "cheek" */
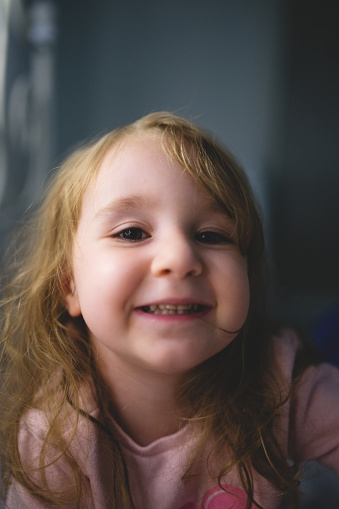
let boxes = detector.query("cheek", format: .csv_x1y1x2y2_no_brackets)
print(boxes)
229,274,250,320
217,258,250,324
237,275,250,320
72,250,145,316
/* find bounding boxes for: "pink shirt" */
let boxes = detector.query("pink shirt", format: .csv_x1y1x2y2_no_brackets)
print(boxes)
6,330,339,508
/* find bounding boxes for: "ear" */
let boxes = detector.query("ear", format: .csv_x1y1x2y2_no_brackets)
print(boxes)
63,278,82,317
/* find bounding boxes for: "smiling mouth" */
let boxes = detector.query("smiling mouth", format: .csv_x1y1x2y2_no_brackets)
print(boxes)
140,304,208,315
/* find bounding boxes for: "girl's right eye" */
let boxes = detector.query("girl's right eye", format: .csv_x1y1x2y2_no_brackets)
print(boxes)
113,227,149,242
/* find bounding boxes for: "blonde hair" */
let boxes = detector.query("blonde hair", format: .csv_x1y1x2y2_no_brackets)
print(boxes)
1,112,300,508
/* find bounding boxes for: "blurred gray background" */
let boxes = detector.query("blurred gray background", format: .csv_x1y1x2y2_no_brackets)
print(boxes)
1,0,339,506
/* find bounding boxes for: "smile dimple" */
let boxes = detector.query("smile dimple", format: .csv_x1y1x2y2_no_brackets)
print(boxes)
140,304,206,315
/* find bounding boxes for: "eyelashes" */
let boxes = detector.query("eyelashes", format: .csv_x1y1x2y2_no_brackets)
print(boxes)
112,227,234,245
194,231,234,245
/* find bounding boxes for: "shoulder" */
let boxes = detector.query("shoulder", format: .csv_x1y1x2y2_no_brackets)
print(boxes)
269,325,325,380
9,392,100,507
17,407,51,461
271,327,301,360
271,328,339,468
8,407,79,507
16,380,101,477
269,326,304,382
269,326,339,412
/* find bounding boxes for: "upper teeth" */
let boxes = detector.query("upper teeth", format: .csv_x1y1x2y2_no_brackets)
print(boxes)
143,304,201,315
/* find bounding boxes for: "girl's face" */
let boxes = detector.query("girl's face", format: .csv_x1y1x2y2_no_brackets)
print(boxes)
66,135,250,378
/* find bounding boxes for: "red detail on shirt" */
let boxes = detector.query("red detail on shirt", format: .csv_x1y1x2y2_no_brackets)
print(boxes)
179,484,253,509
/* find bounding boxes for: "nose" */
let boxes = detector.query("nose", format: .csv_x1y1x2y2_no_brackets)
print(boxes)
151,232,203,279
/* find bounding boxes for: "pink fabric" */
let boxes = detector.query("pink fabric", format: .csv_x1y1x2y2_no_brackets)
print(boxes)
6,329,339,508
179,485,254,509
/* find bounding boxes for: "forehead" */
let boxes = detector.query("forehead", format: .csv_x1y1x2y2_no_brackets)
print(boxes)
99,132,166,180
80,133,222,217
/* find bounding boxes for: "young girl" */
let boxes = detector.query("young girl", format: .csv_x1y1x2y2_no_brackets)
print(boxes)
1,112,339,509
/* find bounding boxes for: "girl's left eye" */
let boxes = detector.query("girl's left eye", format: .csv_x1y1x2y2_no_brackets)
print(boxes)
113,227,149,241
195,231,233,244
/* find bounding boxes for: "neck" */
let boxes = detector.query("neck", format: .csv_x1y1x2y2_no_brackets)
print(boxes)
96,357,186,446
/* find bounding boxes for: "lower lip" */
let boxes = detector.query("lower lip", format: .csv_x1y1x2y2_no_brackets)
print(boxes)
134,308,212,321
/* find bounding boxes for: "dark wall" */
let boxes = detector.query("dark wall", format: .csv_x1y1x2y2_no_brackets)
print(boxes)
270,0,339,328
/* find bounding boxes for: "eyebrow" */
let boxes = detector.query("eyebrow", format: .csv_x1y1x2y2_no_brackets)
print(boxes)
94,193,231,222
94,195,158,220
